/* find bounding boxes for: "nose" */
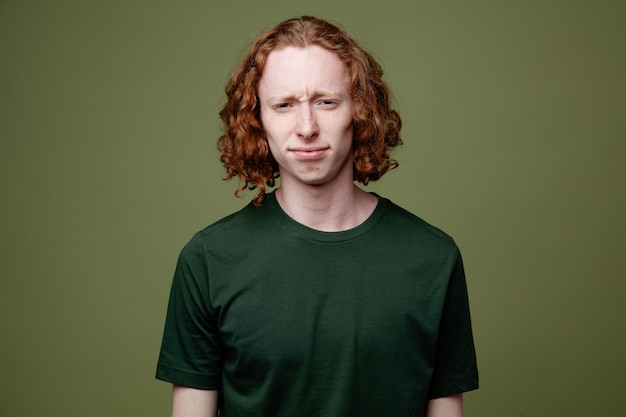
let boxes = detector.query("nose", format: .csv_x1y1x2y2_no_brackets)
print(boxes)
296,105,319,140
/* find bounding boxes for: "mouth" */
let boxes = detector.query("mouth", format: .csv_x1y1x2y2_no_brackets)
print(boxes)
289,147,329,160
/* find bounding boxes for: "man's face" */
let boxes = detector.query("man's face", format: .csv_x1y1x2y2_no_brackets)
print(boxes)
258,45,354,190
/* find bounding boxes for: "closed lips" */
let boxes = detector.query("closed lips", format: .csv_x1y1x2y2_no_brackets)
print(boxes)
290,147,329,159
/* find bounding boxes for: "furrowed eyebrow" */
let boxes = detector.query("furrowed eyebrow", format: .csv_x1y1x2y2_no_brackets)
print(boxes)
267,95,299,103
266,90,346,103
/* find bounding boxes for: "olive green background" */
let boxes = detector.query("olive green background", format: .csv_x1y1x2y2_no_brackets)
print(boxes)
1,0,624,416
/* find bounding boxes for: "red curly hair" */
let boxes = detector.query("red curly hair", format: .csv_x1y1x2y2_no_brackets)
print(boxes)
218,16,402,206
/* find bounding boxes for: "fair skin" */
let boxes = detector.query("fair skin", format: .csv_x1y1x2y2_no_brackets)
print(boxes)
172,385,218,417
172,45,465,417
426,393,464,417
257,45,377,232
173,387,463,417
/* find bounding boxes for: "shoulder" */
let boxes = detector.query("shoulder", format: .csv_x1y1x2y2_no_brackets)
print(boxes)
179,200,276,259
378,197,460,256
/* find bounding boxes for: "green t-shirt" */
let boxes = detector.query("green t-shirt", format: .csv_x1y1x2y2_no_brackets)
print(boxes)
157,192,478,416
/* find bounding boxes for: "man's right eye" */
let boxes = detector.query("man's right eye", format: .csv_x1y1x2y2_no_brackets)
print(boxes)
272,103,293,111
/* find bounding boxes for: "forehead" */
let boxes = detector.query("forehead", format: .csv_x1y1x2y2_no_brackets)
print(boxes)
258,45,350,98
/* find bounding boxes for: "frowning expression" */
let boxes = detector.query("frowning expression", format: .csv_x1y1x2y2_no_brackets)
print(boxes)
258,45,354,189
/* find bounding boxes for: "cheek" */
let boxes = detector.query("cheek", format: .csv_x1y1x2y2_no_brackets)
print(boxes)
338,109,355,134
266,137,278,151
340,118,354,143
320,110,353,134
266,136,283,162
262,114,289,140
346,120,354,136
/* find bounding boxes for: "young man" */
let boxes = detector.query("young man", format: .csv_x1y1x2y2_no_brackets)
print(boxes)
157,16,478,417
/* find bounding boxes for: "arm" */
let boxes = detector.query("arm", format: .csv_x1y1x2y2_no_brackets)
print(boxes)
172,385,219,417
425,393,463,417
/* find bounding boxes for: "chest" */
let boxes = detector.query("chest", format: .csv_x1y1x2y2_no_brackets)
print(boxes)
207,240,451,377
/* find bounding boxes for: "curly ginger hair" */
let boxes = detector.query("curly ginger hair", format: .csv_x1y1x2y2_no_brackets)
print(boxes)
218,16,402,206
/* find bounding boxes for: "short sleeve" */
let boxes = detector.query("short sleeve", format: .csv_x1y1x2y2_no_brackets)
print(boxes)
428,249,479,398
156,236,224,389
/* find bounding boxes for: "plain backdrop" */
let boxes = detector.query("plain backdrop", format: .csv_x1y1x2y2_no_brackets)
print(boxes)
1,0,624,416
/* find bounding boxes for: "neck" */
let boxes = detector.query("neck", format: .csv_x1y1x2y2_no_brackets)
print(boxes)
274,182,378,232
